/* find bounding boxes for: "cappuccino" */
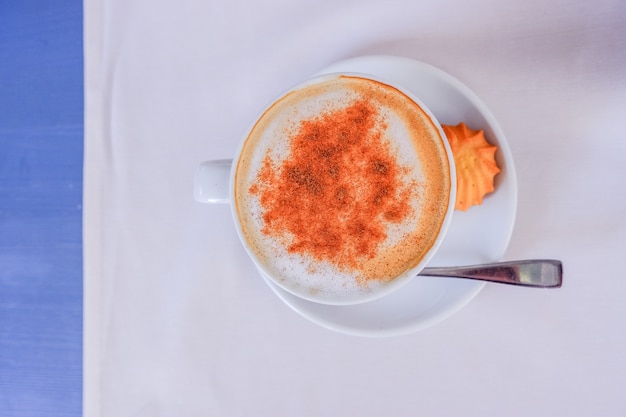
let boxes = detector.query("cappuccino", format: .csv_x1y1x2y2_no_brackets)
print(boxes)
234,75,452,303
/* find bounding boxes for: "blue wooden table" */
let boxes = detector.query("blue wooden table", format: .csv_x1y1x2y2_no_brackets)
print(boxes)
1,1,83,415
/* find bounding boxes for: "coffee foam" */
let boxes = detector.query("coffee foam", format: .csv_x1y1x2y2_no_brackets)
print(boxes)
234,75,451,303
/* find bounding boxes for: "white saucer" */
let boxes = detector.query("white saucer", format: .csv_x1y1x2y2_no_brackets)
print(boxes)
262,55,518,337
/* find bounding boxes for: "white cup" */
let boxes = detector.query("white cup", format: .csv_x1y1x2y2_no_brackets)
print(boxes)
195,73,456,305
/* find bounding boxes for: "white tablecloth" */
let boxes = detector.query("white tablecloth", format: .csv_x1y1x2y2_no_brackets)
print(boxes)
84,0,626,415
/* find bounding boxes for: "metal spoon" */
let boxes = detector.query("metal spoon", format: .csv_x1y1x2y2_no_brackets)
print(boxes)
420,259,563,288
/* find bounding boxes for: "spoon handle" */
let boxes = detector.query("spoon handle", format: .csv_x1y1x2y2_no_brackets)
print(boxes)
420,259,563,288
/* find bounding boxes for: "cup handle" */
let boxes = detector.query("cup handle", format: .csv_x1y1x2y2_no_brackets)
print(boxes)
194,159,233,204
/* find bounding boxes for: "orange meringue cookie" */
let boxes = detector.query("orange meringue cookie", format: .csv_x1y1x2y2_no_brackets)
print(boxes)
442,122,500,211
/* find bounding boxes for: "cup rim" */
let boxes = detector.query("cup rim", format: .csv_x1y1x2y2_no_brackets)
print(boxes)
228,72,457,305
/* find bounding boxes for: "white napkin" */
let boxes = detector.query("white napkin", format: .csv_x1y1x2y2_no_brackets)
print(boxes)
84,0,626,415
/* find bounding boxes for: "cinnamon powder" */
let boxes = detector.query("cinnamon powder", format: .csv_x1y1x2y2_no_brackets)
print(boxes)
250,98,416,275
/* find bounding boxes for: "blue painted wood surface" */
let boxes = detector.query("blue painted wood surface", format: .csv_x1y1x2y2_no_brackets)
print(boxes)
0,1,83,416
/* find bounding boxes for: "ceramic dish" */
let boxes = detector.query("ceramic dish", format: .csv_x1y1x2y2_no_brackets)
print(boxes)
262,55,517,337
